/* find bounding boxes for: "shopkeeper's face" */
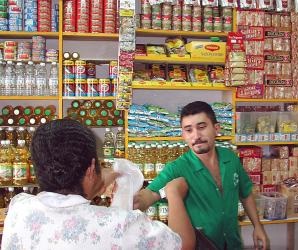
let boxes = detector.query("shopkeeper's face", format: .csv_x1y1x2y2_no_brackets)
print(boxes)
181,112,219,155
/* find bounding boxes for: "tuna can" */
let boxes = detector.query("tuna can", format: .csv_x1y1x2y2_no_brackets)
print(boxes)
63,79,75,96
75,60,87,79
87,78,99,97
98,78,111,96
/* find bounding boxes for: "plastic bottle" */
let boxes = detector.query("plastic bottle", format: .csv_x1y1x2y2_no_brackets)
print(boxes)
0,140,13,186
13,105,24,116
4,61,16,96
6,128,17,147
16,62,25,96
134,144,144,174
155,144,165,176
143,144,155,179
0,61,5,95
28,150,36,184
12,140,29,186
25,61,35,96
158,199,169,224
102,128,115,159
35,62,48,96
48,62,58,96
115,127,125,158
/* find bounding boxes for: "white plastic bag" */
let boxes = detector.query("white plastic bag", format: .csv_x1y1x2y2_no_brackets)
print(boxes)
110,159,144,210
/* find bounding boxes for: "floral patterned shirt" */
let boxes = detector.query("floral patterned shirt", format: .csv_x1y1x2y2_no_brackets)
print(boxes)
1,192,181,250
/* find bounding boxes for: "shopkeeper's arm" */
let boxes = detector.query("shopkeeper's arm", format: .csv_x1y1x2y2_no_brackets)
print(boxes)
241,193,269,250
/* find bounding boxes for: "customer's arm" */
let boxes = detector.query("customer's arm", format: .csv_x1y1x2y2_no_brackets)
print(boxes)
241,193,268,250
133,188,161,211
166,177,196,250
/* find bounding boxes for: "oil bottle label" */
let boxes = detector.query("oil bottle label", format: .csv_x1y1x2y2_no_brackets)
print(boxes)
144,163,154,174
158,203,169,220
30,164,35,177
13,163,27,180
155,163,165,175
146,205,157,219
103,147,115,158
0,163,12,180
115,147,125,158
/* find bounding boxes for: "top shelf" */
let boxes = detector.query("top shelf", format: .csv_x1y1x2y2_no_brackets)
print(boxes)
136,29,228,38
0,31,59,38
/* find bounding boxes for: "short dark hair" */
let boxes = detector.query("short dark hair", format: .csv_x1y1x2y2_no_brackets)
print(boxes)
31,119,100,196
180,101,218,124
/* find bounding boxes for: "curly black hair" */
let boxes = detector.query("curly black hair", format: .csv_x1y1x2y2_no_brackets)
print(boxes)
31,119,100,196
180,101,218,125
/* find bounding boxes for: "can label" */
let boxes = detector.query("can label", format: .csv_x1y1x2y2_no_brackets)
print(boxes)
98,79,111,96
63,80,75,96
87,79,99,96
75,79,87,96
75,60,87,79
63,60,75,79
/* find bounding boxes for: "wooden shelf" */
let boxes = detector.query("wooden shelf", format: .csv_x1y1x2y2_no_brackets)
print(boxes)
128,136,233,141
0,31,59,38
134,56,225,65
235,141,298,146
62,96,116,100
136,29,228,38
62,32,119,40
235,98,298,103
239,217,298,226
0,96,59,100
132,82,232,91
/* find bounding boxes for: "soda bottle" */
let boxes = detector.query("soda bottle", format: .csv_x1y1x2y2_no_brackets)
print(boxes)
44,105,56,116
0,140,13,186
34,106,44,116
25,61,35,96
2,105,13,116
115,127,125,158
102,128,115,159
48,62,58,96
4,187,15,208
12,140,29,186
13,105,24,116
83,117,93,126
95,118,103,126
103,100,114,109
92,100,102,109
29,116,37,126
0,61,5,95
83,100,92,109
16,62,25,96
4,61,16,96
143,144,155,179
24,106,34,117
71,100,80,109
6,115,16,126
36,62,48,96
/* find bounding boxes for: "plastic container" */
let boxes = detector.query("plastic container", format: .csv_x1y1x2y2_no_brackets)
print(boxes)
261,192,287,220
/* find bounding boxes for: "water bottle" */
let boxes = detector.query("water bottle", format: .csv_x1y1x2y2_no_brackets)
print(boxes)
4,61,16,96
0,61,5,95
35,62,48,96
48,62,58,96
25,61,35,96
16,62,25,96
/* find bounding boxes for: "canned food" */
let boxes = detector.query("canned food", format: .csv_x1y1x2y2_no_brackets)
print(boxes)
204,17,213,32
75,79,87,97
141,14,151,29
141,0,151,15
213,17,222,32
182,4,192,16
87,78,99,97
203,6,213,18
63,60,75,79
162,16,172,30
63,79,75,97
172,18,182,31
86,62,96,78
152,14,162,30
75,60,87,79
182,16,192,31
98,79,111,96
151,4,161,15
162,3,172,16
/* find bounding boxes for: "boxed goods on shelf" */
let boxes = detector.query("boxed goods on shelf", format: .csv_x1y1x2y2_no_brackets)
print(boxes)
261,192,287,220
280,178,298,218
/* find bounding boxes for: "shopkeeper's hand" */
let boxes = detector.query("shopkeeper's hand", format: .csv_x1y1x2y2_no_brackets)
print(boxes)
253,224,268,250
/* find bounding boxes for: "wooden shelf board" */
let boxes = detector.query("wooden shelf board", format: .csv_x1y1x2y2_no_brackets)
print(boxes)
239,217,298,226
136,29,228,38
235,98,298,103
62,32,119,40
134,56,225,65
0,31,59,38
0,96,59,100
62,96,116,100
235,141,298,146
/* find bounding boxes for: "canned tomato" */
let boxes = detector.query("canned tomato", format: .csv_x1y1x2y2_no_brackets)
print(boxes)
63,60,75,79
63,79,75,96
75,79,87,97
172,4,182,16
162,3,172,16
98,79,111,96
75,60,87,79
192,17,202,32
151,4,161,15
172,17,182,30
213,17,222,32
87,78,99,97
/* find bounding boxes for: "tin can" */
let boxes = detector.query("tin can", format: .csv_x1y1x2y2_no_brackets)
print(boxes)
172,16,182,30
162,16,172,30
111,79,117,96
152,14,162,30
98,78,111,96
87,78,99,97
213,17,222,32
75,79,87,97
172,4,182,16
141,14,151,29
141,0,151,15
151,4,161,15
86,62,96,78
182,4,192,16
75,60,87,79
203,6,213,18
222,7,232,17
63,79,75,96
162,3,172,16
203,17,213,32
63,60,74,80
192,17,202,32
182,16,192,31
193,6,202,17
223,17,232,32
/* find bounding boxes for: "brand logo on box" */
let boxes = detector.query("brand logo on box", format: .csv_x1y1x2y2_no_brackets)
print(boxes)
205,45,220,52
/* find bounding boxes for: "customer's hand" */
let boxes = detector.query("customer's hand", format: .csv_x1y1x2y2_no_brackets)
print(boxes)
165,177,188,200
100,168,120,196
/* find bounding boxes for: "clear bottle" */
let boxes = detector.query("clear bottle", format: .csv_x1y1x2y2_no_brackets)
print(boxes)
12,140,29,186
25,61,35,96
4,61,16,96
102,128,115,159
16,62,25,96
35,62,48,96
48,62,58,96
0,140,13,186
115,127,125,158
0,61,5,95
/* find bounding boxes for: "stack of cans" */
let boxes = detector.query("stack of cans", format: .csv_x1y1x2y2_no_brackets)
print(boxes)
151,4,161,30
8,0,22,31
77,0,90,33
63,0,76,32
46,49,58,62
32,36,46,62
24,0,37,32
37,0,51,32
0,0,8,31
51,3,59,32
192,5,202,32
3,41,17,61
172,2,182,31
104,0,117,33
90,0,103,33
182,4,192,31
17,41,32,61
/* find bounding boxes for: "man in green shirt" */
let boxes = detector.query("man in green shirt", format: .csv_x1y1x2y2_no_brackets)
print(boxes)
133,101,268,250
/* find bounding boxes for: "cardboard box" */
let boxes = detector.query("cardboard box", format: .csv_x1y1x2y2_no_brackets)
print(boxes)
281,184,298,218
185,41,226,62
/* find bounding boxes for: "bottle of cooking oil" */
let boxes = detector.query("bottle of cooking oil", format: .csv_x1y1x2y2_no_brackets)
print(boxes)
0,140,13,186
134,144,144,174
27,151,36,184
102,128,115,159
127,142,135,162
158,199,169,225
155,144,165,176
115,127,125,158
12,140,29,186
143,144,155,179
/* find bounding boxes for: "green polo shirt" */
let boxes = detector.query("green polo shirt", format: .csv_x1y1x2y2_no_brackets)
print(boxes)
148,147,253,250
